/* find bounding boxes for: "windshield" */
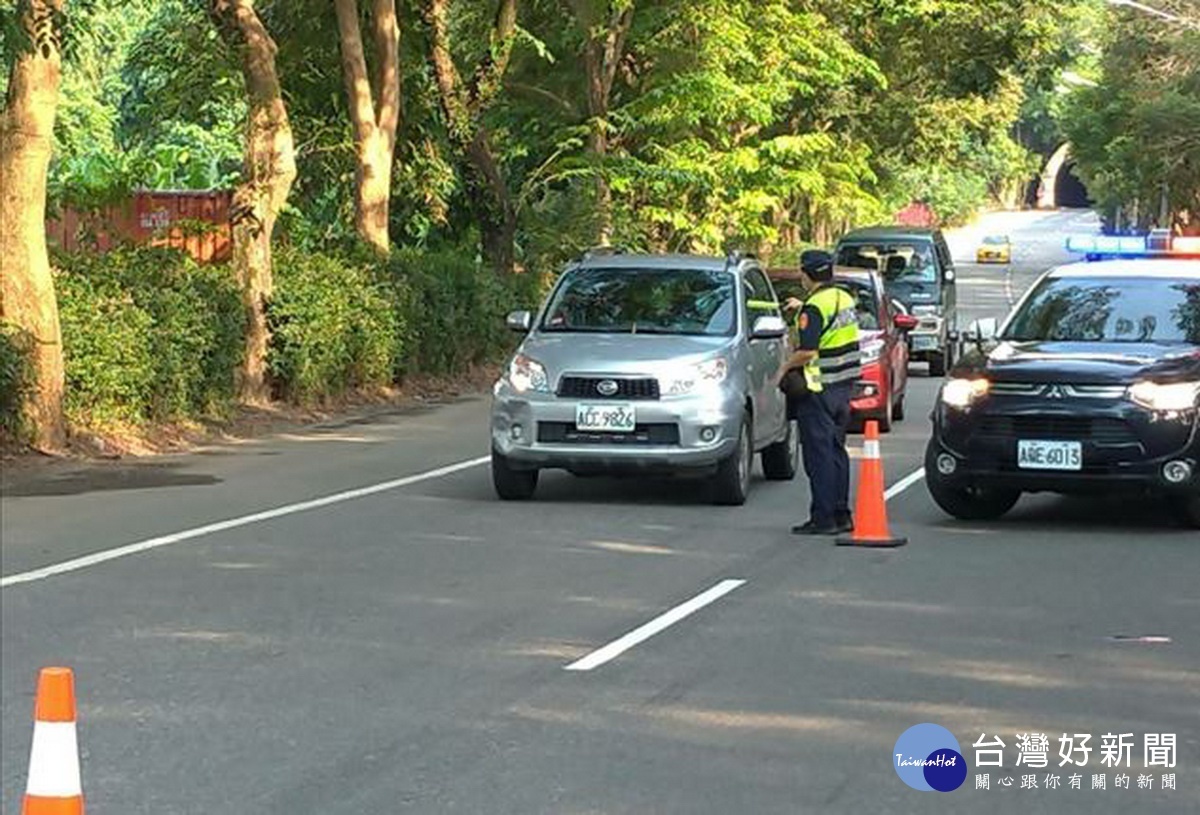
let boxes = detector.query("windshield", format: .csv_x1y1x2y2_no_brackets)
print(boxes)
836,242,939,283
1002,276,1200,343
983,235,1009,245
541,267,737,336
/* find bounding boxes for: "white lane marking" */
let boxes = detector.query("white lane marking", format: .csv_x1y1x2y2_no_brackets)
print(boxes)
1,456,491,588
564,579,747,672
885,467,926,501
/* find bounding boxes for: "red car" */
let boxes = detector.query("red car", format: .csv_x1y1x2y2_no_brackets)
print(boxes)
768,267,918,432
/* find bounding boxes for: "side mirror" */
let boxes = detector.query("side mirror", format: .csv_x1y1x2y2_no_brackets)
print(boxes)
893,313,920,332
750,314,788,340
966,317,998,343
506,310,533,333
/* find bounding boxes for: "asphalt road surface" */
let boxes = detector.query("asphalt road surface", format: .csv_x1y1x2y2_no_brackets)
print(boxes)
3,210,1197,814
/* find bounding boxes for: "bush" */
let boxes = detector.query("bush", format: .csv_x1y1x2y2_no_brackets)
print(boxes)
268,247,399,404
0,324,32,439
54,246,244,423
385,248,523,377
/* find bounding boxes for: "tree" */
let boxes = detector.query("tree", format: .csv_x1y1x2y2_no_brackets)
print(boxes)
425,0,520,275
564,0,633,245
209,0,297,404
333,0,401,253
1,0,67,451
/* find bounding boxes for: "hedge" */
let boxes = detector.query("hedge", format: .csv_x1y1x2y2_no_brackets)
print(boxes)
25,242,530,428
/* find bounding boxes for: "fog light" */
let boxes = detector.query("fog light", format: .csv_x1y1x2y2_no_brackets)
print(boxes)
936,453,958,476
510,424,524,441
700,426,718,443
1162,460,1193,484
862,385,877,397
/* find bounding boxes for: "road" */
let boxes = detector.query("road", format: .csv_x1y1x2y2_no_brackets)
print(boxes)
3,209,1197,814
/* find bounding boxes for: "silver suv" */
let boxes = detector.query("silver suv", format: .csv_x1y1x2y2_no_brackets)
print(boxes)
491,251,798,504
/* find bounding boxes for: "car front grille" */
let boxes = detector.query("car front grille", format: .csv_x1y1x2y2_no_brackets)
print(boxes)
557,376,660,400
976,415,1140,446
537,422,679,446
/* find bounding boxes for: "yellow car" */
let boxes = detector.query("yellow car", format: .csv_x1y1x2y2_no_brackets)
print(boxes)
976,234,1011,264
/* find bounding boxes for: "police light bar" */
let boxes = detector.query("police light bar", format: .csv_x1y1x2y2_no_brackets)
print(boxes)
1065,233,1200,258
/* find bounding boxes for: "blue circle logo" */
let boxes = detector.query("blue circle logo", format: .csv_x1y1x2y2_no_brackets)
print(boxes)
893,724,967,792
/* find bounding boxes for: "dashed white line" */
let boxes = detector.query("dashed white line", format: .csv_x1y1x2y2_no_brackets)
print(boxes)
885,467,927,501
0,456,491,588
564,579,747,671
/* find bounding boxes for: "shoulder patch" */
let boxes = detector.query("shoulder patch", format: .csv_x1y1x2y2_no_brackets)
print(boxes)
798,312,809,331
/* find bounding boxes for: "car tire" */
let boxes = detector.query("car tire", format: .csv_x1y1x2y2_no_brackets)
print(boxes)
711,413,752,505
1173,494,1200,529
893,390,906,422
492,448,538,500
928,351,947,378
877,391,894,434
924,441,1019,520
761,417,799,481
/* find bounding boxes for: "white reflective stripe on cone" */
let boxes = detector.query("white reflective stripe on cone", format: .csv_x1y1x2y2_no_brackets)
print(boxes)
25,722,82,797
863,440,881,459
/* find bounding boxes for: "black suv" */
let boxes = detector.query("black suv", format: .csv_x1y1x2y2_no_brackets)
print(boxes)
925,257,1200,527
835,226,958,375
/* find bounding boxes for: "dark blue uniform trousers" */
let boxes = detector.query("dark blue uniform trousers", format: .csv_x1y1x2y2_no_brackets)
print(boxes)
793,382,853,525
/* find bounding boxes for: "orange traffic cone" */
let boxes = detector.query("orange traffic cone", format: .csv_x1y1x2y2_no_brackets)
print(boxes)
836,420,907,548
23,667,84,815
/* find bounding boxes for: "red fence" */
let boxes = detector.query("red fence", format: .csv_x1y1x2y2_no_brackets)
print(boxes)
46,190,233,263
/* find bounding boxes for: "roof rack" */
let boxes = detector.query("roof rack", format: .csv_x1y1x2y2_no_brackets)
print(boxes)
580,245,628,261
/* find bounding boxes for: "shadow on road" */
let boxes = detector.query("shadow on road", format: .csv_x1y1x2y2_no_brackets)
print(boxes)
3,462,221,497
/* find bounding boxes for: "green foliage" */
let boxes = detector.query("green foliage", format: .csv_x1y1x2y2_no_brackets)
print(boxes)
0,324,33,440
1064,2,1200,229
385,247,522,376
267,248,400,404
54,247,244,423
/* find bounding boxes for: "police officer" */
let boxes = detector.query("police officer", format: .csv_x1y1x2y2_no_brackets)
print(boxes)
779,249,862,535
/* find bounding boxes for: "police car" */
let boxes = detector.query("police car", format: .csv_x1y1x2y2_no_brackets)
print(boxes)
925,231,1200,527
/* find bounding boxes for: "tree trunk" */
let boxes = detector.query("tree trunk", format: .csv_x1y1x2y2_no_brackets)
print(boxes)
572,1,633,246
426,0,519,276
0,0,67,452
334,0,401,254
211,0,297,405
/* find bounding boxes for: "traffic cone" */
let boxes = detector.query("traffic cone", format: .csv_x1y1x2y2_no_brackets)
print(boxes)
836,420,907,548
23,667,84,815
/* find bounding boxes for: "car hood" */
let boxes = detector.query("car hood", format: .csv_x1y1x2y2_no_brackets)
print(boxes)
517,331,734,376
954,340,1200,384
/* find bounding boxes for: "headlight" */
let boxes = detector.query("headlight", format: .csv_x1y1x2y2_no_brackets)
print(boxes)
508,353,550,393
860,341,883,364
911,305,941,317
1129,380,1200,412
664,357,728,396
941,378,989,409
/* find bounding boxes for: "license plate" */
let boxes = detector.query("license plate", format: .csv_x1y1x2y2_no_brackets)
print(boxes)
1017,440,1082,471
913,335,939,351
576,403,636,432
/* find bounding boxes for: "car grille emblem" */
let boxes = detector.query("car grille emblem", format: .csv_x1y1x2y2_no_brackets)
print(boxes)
1044,385,1065,399
596,379,619,396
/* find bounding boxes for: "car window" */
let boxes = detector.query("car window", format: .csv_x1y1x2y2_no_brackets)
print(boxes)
983,235,1010,245
838,282,880,331
837,241,938,283
1002,276,1200,343
743,267,778,324
542,266,737,336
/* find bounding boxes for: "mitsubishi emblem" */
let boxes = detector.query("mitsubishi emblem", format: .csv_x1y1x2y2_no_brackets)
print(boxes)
1044,385,1065,399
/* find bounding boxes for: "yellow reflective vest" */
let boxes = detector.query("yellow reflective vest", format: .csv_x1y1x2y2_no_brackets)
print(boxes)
798,285,863,393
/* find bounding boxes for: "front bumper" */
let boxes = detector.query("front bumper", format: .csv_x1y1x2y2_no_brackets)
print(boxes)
930,399,1200,495
491,382,745,472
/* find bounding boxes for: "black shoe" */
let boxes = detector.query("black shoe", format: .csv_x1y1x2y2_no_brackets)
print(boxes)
791,519,839,535
835,513,854,534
